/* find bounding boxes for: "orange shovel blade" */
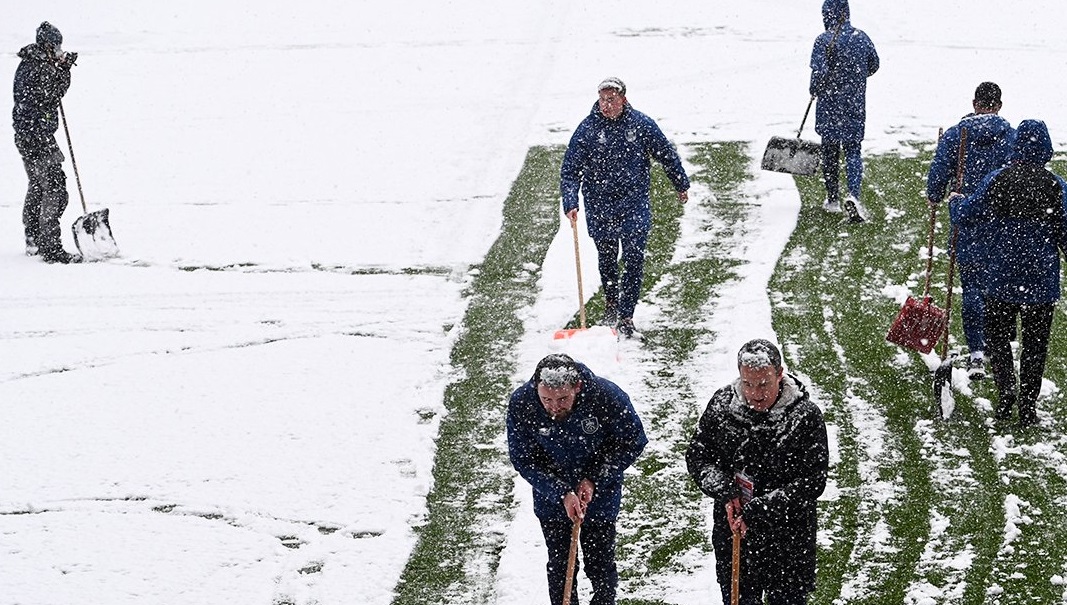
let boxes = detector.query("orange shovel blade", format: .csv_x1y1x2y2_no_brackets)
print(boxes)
553,328,587,340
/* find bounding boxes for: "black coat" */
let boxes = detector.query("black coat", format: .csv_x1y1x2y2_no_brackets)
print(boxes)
686,373,828,594
12,43,70,155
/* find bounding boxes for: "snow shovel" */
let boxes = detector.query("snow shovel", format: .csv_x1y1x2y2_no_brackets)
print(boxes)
554,217,590,339
760,15,846,176
760,97,821,176
562,518,581,605
60,101,119,260
932,127,968,419
885,205,947,354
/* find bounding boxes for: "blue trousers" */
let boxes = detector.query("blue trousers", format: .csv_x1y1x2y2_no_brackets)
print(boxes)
594,232,648,322
820,139,863,202
540,517,618,605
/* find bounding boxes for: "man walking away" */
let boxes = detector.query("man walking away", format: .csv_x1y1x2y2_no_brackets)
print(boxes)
926,82,1015,380
810,0,879,223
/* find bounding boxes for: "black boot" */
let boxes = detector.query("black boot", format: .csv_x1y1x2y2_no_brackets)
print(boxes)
41,248,83,264
993,393,1015,423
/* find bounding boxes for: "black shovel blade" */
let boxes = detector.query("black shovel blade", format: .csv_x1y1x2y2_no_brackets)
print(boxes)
72,208,120,260
761,136,821,176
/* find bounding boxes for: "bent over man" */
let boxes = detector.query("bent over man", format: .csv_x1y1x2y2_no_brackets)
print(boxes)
508,354,647,605
686,339,828,605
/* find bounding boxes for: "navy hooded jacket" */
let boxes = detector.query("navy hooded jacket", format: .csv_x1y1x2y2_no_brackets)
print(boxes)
951,119,1067,304
507,362,647,522
560,103,689,240
927,113,1015,264
12,42,70,151
809,0,879,142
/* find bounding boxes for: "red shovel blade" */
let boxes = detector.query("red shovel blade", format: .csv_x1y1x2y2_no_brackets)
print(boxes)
886,295,948,355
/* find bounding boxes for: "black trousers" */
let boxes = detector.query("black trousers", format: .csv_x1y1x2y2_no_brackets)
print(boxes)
540,517,617,605
984,297,1055,421
16,136,69,256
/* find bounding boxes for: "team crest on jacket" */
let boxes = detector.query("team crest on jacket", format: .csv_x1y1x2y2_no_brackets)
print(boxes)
580,417,599,434
597,130,607,145
626,128,637,143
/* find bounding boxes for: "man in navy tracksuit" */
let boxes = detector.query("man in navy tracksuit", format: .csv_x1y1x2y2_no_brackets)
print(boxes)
926,82,1015,380
12,21,82,263
810,0,879,223
507,354,647,605
560,77,690,337
951,119,1067,428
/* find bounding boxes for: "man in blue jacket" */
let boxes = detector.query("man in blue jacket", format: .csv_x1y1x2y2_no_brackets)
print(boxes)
507,353,647,605
927,82,1015,381
950,120,1067,428
810,0,879,223
560,77,690,338
12,22,82,264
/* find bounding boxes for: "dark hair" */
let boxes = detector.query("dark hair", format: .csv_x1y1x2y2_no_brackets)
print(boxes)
737,339,783,371
533,354,581,388
974,81,1002,110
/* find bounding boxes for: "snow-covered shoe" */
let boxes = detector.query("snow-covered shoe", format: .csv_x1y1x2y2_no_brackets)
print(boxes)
617,318,636,339
842,196,867,223
966,357,986,381
822,199,842,213
41,249,83,264
602,302,618,326
25,235,39,257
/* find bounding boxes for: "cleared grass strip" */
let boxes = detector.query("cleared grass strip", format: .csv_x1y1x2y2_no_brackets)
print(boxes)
392,146,563,605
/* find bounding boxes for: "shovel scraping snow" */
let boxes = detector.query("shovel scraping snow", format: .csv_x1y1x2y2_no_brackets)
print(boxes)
761,134,821,176
60,101,119,260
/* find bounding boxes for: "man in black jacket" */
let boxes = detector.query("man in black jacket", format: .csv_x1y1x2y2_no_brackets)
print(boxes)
13,21,81,263
686,339,828,605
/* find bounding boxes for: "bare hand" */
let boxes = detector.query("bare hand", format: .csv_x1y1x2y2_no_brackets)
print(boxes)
576,479,594,507
725,498,748,538
566,208,579,223
678,190,689,204
563,492,584,522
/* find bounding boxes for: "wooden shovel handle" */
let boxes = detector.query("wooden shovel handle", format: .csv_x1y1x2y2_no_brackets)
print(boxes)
570,217,587,330
731,530,741,605
562,519,581,605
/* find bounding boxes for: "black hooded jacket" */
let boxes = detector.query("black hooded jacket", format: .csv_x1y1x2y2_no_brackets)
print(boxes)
686,373,828,593
12,42,70,150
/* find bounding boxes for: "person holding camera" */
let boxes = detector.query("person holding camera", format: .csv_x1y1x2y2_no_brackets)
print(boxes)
13,21,81,264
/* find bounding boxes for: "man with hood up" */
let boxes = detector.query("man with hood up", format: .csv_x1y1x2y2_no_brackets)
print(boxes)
12,21,81,264
686,339,828,604
927,82,1015,381
508,353,647,605
810,0,879,223
951,120,1067,428
560,77,690,338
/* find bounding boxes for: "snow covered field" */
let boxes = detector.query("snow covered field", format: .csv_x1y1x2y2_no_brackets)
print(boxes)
3,1,1067,604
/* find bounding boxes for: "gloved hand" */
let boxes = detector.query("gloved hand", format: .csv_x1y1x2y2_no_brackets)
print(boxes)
57,51,78,68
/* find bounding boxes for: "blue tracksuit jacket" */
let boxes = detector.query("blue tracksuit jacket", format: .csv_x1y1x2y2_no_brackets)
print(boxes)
560,103,689,240
507,363,647,522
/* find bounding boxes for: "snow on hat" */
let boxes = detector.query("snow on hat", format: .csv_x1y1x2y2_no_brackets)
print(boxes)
1011,119,1053,165
598,77,626,96
36,21,63,47
974,82,1002,110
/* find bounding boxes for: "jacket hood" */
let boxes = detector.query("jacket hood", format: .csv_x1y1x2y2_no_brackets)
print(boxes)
1011,119,1053,165
822,0,850,30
